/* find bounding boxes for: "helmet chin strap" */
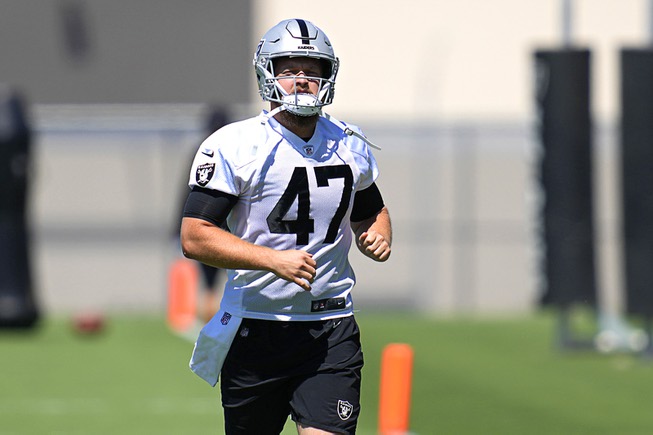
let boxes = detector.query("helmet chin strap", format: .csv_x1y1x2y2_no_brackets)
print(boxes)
261,105,286,122
259,107,382,151
322,112,382,150
259,94,319,124
259,99,317,125
281,94,321,117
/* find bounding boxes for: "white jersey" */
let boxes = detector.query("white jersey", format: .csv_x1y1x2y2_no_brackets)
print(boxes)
188,111,379,321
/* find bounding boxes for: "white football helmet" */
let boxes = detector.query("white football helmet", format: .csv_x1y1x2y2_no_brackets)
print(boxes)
254,19,339,116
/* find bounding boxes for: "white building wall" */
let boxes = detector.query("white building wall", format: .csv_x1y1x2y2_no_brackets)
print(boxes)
252,0,648,123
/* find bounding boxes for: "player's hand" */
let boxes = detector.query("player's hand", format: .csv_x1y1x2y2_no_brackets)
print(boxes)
271,250,317,291
357,230,391,262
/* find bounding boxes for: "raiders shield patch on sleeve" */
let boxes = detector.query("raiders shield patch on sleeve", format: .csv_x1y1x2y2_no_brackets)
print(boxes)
196,163,215,187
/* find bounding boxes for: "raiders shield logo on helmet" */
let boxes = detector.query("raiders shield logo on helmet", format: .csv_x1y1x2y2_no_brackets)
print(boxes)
337,400,353,420
196,163,215,187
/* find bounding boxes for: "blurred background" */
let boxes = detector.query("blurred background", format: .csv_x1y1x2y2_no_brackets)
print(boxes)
0,0,651,323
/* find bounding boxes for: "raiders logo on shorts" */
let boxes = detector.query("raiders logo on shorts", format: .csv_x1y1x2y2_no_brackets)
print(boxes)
337,400,353,420
196,163,215,187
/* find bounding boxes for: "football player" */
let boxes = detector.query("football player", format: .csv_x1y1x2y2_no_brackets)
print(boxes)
181,18,392,434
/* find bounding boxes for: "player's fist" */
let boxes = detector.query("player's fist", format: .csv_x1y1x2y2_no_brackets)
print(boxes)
271,250,317,291
357,231,391,262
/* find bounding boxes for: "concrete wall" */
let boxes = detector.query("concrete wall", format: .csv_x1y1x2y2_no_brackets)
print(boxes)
0,0,252,105
2,1,648,119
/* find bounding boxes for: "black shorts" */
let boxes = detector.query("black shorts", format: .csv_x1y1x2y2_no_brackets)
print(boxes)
220,316,364,434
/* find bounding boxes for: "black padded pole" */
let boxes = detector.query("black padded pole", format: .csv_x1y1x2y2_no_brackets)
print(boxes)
620,49,653,318
533,49,598,309
0,86,39,328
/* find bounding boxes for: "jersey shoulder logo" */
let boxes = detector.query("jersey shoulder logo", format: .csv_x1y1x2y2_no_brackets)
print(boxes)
196,163,215,187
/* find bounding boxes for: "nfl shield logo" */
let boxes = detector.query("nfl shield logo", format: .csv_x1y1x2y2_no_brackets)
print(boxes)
337,400,353,421
303,145,314,156
220,312,232,325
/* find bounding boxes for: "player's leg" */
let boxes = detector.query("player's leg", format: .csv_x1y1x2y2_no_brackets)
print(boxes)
222,390,291,435
220,319,294,434
290,316,364,435
296,423,340,434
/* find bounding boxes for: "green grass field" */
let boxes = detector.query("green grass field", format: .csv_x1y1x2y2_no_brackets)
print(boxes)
2,311,653,434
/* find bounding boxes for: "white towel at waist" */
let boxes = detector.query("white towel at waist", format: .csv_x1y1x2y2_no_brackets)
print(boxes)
189,310,242,387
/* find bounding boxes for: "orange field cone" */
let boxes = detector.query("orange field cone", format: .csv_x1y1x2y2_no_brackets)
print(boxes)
378,343,414,435
167,258,199,333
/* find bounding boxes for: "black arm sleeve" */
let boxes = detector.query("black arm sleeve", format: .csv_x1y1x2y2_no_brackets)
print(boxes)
350,182,385,222
182,186,238,228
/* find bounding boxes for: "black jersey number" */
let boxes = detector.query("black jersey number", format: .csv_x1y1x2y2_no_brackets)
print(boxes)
267,165,353,245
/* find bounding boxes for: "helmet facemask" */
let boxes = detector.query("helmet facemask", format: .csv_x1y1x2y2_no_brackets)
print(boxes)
257,58,337,116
